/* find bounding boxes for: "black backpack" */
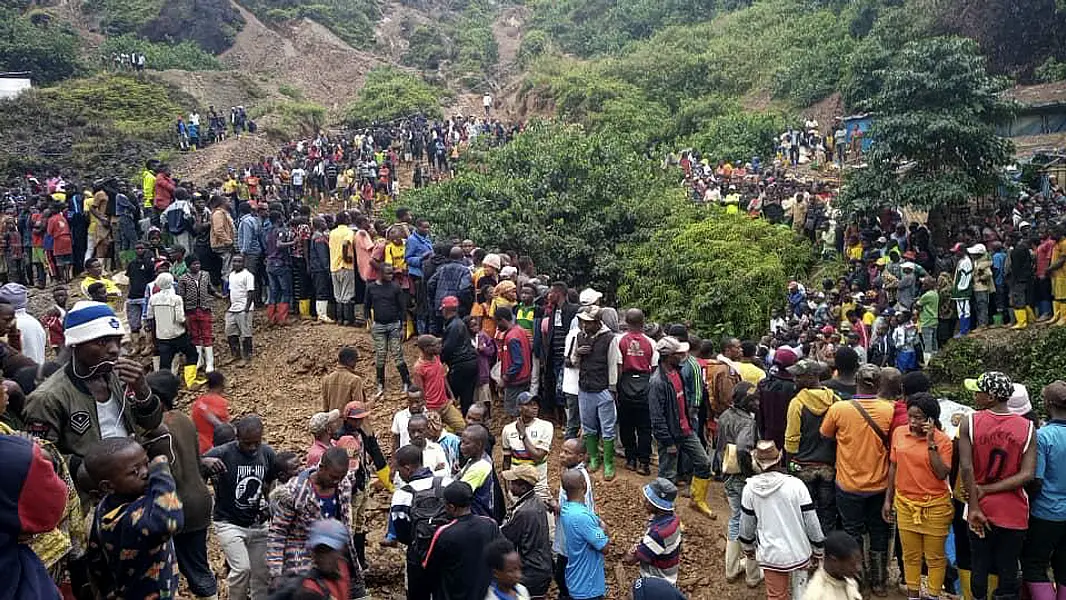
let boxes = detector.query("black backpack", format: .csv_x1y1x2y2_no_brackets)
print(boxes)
405,476,449,559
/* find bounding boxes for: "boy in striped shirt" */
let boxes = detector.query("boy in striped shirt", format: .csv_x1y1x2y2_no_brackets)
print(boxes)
625,478,682,585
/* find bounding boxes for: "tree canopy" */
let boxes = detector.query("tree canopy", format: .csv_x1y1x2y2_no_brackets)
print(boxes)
839,36,1015,212
343,67,446,126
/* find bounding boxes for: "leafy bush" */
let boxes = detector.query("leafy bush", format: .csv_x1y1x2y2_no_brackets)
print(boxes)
98,34,222,71
401,121,699,292
619,214,812,339
0,74,195,180
344,67,445,126
1036,57,1066,83
241,0,379,49
680,111,788,164
0,9,82,84
277,83,304,100
254,100,326,139
403,24,452,70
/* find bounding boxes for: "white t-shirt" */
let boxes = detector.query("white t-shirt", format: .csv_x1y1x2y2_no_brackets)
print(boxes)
502,417,554,486
482,94,492,108
422,440,450,476
561,329,581,396
227,270,256,312
391,408,414,449
291,168,306,186
97,395,129,439
16,311,46,364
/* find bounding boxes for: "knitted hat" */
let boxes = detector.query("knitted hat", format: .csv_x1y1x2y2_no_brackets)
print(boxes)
0,283,28,310
63,301,125,347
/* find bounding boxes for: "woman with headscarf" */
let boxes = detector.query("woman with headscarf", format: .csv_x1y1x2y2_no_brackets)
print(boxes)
146,272,199,388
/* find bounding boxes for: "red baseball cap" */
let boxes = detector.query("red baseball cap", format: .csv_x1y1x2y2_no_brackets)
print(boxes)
344,401,369,419
440,296,459,310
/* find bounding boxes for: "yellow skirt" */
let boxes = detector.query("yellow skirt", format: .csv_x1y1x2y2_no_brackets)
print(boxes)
895,493,954,536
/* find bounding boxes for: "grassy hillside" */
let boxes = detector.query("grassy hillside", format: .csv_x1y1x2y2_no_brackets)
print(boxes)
0,74,197,181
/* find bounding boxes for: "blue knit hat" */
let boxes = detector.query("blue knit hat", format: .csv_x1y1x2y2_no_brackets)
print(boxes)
63,301,125,347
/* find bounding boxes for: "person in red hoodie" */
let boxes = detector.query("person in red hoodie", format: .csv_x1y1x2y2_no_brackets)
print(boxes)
153,164,175,213
45,207,73,283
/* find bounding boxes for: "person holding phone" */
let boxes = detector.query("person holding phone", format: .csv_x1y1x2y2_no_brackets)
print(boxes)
882,392,953,600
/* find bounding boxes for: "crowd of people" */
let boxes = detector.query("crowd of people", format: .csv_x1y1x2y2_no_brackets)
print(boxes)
3,118,1066,600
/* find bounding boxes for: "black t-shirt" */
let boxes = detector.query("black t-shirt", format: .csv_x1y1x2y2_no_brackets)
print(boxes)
205,441,279,527
126,257,155,300
825,378,857,401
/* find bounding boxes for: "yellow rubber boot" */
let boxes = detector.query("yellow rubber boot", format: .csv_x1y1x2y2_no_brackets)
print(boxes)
1011,309,1028,329
299,299,312,319
690,477,716,519
183,365,200,389
1056,302,1066,326
1026,306,1038,324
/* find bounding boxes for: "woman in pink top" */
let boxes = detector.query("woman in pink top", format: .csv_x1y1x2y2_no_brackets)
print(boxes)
353,214,378,284
959,371,1036,600
306,409,340,467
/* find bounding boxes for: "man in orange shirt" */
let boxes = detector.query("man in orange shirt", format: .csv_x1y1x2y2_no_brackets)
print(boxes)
820,363,894,595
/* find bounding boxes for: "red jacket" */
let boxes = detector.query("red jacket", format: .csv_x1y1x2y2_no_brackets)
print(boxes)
154,173,175,210
500,326,531,386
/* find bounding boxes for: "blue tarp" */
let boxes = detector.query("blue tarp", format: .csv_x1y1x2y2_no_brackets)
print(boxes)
843,114,874,152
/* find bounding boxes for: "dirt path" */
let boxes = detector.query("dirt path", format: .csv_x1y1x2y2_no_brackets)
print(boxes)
180,312,909,599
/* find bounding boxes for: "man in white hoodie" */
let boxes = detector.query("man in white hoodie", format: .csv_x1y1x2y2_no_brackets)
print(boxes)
739,440,825,600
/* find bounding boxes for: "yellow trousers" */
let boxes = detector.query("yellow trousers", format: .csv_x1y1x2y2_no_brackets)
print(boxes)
899,528,948,596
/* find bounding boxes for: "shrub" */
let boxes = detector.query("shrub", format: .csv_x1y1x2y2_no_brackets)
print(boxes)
403,24,453,70
619,213,812,339
241,0,378,49
98,34,222,71
0,8,82,84
255,100,326,139
1036,57,1066,83
344,67,446,126
277,83,303,100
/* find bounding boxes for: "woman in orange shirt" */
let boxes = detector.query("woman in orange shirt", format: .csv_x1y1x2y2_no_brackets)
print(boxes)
882,392,954,600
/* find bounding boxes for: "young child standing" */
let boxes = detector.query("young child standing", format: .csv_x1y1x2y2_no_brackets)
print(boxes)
413,334,464,432
560,469,609,600
739,440,825,600
84,437,185,599
485,537,532,600
624,478,682,585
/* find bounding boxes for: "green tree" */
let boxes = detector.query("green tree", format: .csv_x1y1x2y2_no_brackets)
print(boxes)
343,67,446,126
0,9,81,83
839,36,1015,212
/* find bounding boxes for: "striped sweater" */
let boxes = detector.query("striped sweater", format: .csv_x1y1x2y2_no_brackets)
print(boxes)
634,513,682,585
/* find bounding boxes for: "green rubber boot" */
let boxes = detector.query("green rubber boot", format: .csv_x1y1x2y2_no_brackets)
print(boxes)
583,434,601,472
602,438,616,481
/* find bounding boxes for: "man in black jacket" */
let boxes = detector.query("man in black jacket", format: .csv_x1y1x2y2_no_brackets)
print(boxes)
543,282,579,429
647,335,714,518
365,263,411,396
500,465,553,598
440,296,478,415
422,481,502,600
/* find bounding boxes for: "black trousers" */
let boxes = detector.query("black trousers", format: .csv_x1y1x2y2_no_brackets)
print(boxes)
969,524,1026,599
1022,516,1066,584
407,557,432,600
158,332,198,370
617,372,651,463
836,488,889,553
174,527,217,597
553,554,571,600
447,359,479,415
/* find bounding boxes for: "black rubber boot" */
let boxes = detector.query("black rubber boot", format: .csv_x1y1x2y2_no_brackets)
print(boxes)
227,335,241,363
376,365,386,388
353,532,367,570
241,337,253,363
397,363,411,387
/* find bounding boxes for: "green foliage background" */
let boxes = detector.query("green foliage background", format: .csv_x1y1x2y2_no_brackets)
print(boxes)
344,67,446,126
98,34,223,71
0,9,82,84
240,0,379,49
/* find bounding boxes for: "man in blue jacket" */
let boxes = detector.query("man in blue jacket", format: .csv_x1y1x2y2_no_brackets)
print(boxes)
404,218,433,334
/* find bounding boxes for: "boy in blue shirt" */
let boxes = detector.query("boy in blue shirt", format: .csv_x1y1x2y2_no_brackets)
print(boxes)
560,469,609,600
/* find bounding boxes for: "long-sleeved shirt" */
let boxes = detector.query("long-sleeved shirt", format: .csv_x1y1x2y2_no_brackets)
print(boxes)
237,214,263,255
210,208,235,249
364,280,405,324
177,270,214,312
87,457,184,599
404,231,433,278
739,470,824,572
428,261,473,312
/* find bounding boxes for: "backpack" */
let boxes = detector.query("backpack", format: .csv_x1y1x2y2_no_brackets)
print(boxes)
267,572,329,600
405,476,448,559
165,205,191,235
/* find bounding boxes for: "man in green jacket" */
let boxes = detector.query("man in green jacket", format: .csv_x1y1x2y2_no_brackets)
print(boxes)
24,300,164,507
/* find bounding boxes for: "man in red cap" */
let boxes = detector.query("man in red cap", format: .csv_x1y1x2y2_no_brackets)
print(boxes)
334,399,391,569
756,346,798,451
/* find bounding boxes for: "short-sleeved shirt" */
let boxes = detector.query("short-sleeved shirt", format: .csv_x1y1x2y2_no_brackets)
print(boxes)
561,501,608,600
191,392,230,454
414,357,449,410
737,362,766,386
204,441,279,527
227,270,256,312
1034,420,1066,521
502,418,554,482
328,224,354,272
391,408,416,449
889,426,952,499
917,290,939,329
554,465,594,556
820,396,894,493
634,513,682,584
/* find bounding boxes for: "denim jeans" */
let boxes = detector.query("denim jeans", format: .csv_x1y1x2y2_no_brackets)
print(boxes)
921,328,938,358
657,433,711,481
578,389,617,439
267,265,292,304
969,524,1026,599
724,475,746,540
836,487,889,553
371,321,406,368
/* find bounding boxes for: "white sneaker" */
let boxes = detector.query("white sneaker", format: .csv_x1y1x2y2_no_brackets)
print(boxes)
375,384,384,398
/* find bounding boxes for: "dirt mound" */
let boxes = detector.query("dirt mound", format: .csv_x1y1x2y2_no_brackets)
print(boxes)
168,134,279,183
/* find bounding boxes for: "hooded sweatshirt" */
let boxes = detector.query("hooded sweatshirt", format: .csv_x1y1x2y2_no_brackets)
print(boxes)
785,388,838,464
739,470,825,572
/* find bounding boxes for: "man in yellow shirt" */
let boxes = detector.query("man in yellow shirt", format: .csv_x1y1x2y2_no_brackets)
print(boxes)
329,212,356,326
142,160,157,209
736,341,766,386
